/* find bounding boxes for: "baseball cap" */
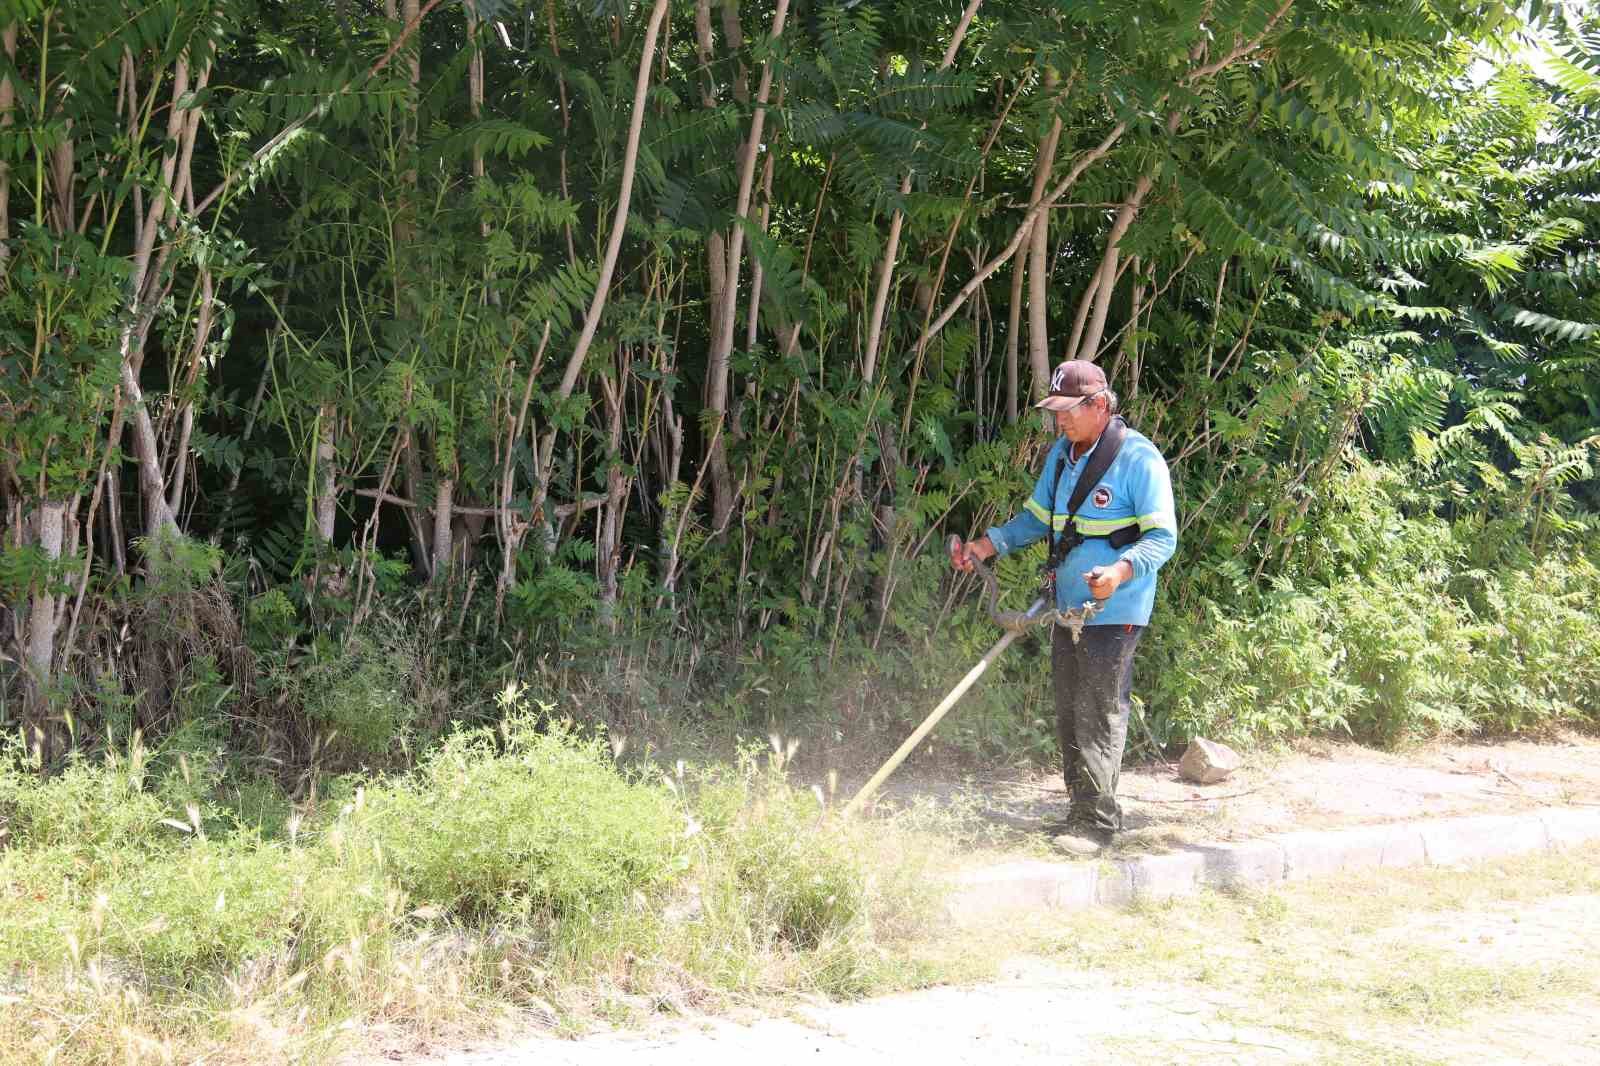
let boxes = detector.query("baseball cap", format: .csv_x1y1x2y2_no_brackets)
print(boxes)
1033,360,1108,411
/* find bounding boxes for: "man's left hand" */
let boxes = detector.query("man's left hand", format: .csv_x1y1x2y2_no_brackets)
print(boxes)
1083,560,1135,600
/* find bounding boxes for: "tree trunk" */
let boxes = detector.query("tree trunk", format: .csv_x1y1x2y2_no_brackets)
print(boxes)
105,470,127,576
1109,255,1146,392
703,0,791,531
117,48,213,546
0,22,14,260
695,0,731,511
1026,73,1063,394
597,373,629,625
385,0,433,575
23,502,65,724
120,338,179,541
651,318,687,611
452,512,487,573
400,423,433,575
532,0,671,531
547,0,578,264
1070,175,1150,363
431,476,455,582
1065,112,1180,364
48,118,74,236
746,151,775,352
164,269,213,520
315,403,337,543
856,0,983,623
1004,250,1025,423
720,0,750,105
493,322,550,622
1061,248,1097,367
705,230,728,371
861,177,910,387
918,120,1128,352
860,0,984,387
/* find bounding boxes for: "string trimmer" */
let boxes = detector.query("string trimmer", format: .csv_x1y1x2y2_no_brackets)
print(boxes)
840,536,1103,817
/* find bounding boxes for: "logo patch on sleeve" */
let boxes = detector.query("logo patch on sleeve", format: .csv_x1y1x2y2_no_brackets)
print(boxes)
1091,485,1113,508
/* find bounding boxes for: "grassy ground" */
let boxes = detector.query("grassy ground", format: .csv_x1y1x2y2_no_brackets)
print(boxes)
337,845,1600,1066
4,712,1596,1066
928,843,1600,1064
0,724,973,1066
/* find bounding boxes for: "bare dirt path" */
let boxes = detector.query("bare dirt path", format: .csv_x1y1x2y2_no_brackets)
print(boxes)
810,731,1600,858
381,963,1316,1065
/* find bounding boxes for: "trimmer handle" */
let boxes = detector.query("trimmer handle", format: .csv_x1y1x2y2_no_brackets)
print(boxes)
949,533,1102,638
950,533,1046,632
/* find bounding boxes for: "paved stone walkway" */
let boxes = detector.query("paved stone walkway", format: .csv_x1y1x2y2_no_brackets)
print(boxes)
950,807,1600,917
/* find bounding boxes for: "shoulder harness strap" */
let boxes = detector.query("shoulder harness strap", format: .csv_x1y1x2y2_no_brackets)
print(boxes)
1047,417,1142,566
1066,416,1128,516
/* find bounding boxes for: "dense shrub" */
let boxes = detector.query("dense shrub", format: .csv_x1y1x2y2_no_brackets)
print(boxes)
1137,592,1360,746
0,714,933,992
0,748,167,855
95,840,388,974
1467,557,1600,731
652,755,925,1000
0,846,83,964
290,626,422,757
347,714,688,921
706,769,867,951
1137,548,1600,748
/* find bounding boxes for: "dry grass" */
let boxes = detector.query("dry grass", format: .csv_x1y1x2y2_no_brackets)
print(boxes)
926,842,1600,1063
13,720,1594,1066
0,733,962,1066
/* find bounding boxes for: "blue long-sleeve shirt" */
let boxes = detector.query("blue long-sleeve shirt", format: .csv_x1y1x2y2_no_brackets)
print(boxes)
985,426,1178,627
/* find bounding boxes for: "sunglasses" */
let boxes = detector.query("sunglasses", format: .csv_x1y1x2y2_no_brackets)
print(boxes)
1049,387,1107,414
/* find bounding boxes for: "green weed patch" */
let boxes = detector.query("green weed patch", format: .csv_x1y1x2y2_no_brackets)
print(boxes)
0,720,947,1064
349,718,688,922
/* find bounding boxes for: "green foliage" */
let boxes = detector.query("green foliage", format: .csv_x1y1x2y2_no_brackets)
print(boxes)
698,761,866,952
0,225,126,503
510,562,601,634
95,839,384,975
289,627,420,757
0,845,81,964
348,711,688,921
6,8,1600,1056
0,740,168,857
0,732,389,973
0,693,952,1062
1139,524,1600,748
1139,592,1360,746
1464,556,1600,732
2,0,1596,782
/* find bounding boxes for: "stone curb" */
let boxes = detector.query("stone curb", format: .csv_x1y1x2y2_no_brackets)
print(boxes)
947,805,1600,921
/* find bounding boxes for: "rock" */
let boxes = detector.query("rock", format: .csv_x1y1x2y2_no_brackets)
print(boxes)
1179,737,1241,785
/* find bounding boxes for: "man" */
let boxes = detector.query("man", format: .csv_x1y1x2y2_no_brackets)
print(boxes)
950,360,1177,854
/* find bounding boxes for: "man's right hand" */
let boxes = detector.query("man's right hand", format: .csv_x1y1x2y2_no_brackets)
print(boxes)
949,535,995,573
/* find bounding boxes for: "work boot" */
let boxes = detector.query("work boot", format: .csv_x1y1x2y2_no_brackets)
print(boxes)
1050,826,1113,857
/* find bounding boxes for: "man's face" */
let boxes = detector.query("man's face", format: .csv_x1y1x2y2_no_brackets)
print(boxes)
1051,393,1108,442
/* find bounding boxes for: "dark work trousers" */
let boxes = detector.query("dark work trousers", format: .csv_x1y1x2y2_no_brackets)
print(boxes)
1051,622,1144,833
